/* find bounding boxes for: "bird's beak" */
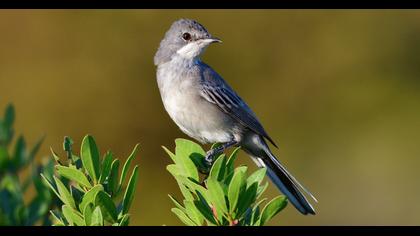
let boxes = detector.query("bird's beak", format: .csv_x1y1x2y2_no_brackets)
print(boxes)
209,37,222,43
201,37,222,44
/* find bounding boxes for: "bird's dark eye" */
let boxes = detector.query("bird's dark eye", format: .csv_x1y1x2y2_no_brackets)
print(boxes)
182,32,191,41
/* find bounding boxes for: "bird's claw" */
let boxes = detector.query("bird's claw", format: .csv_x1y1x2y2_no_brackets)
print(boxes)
198,150,216,174
205,150,215,166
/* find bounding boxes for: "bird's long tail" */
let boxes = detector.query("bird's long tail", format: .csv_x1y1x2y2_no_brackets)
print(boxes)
248,141,317,215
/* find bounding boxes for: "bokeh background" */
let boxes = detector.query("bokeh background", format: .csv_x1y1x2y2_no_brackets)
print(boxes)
1,10,420,225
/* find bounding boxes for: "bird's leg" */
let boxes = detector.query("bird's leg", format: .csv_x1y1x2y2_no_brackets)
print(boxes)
204,140,237,169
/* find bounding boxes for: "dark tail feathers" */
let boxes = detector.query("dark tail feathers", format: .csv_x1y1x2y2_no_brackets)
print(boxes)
252,148,317,215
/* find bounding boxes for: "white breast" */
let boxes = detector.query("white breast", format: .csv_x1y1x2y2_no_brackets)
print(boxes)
156,58,235,144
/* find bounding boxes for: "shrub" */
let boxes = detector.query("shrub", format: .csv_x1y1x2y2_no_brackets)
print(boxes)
41,135,140,226
0,103,288,226
164,139,288,226
0,104,58,226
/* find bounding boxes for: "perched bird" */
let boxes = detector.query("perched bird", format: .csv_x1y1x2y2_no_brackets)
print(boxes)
154,18,317,215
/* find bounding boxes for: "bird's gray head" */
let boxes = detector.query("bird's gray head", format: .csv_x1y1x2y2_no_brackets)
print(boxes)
154,19,221,66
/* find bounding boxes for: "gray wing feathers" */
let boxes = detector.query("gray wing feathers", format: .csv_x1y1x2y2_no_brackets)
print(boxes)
199,64,278,147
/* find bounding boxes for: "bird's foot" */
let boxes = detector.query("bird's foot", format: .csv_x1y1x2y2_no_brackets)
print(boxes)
198,150,217,174
205,150,216,167
199,140,238,175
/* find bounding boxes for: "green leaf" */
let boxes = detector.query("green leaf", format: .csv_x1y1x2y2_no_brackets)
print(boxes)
206,178,228,218
228,168,247,213
71,182,84,203
0,146,8,170
193,192,218,225
0,174,20,197
171,208,196,226
13,135,26,168
108,159,120,196
175,175,208,201
122,165,139,214
226,147,241,175
79,184,103,213
72,155,83,169
62,205,85,226
32,172,46,196
0,104,14,145
52,221,66,226
50,210,65,226
26,196,50,225
251,198,266,226
162,146,176,163
209,154,226,182
4,104,15,128
187,141,207,171
226,166,247,186
41,158,55,180
56,165,92,188
119,143,139,189
40,173,60,200
63,136,74,162
175,179,194,201
174,139,200,181
168,194,186,212
184,200,204,225
95,191,118,223
237,182,258,217
189,153,207,171
176,138,206,156
83,203,94,226
53,176,76,209
99,151,113,184
168,165,198,200
118,214,130,226
27,135,44,165
246,168,266,187
256,181,269,199
50,147,61,163
259,196,288,225
91,206,103,226
80,135,100,183
166,164,180,176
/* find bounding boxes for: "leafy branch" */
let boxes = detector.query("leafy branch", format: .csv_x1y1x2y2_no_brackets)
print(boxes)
1,103,288,226
164,139,288,226
41,135,140,226
0,104,59,226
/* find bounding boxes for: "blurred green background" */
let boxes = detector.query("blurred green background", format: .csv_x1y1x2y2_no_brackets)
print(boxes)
1,10,420,225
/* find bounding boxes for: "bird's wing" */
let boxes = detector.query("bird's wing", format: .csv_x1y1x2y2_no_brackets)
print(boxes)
199,64,278,147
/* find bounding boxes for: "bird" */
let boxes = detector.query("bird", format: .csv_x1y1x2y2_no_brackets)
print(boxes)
154,18,317,215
